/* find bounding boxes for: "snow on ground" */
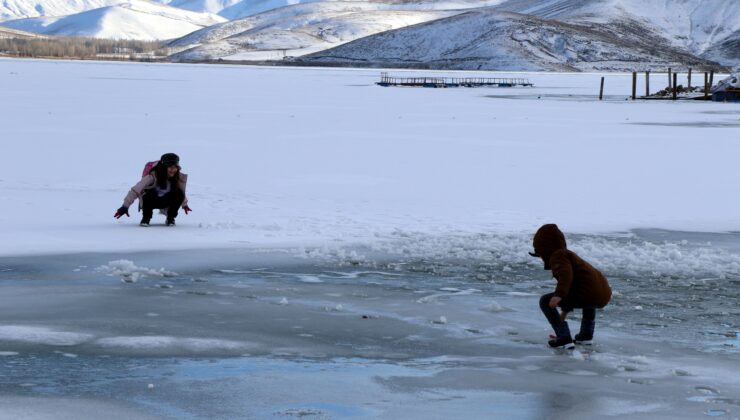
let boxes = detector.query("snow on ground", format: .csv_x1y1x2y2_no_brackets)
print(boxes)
0,58,738,261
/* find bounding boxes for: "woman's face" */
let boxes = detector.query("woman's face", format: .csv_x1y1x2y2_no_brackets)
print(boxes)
167,165,178,178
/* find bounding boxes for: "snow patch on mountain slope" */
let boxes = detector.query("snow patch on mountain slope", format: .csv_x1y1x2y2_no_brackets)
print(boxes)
2,0,225,40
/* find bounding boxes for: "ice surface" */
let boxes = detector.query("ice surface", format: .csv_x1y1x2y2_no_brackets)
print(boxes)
95,336,249,352
0,326,92,346
96,259,178,283
1,246,738,418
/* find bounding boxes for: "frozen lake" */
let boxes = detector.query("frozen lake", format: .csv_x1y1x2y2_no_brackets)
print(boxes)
0,59,739,418
0,229,738,419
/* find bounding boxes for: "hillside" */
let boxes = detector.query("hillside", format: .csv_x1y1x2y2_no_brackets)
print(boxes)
299,9,722,71
495,0,740,64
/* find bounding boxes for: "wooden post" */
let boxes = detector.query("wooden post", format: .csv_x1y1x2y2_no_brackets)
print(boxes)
599,76,604,100
704,72,709,99
709,70,714,88
688,68,692,89
668,67,672,89
672,73,678,100
632,71,637,100
646,71,650,96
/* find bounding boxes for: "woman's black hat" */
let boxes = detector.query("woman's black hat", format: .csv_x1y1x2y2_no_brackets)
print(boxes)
160,153,180,167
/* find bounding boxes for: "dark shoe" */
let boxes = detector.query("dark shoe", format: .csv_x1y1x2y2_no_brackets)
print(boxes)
548,336,575,349
574,333,593,346
140,218,150,227
166,219,176,226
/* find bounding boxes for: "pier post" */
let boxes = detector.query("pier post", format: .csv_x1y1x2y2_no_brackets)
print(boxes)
672,73,678,100
599,77,604,100
668,68,672,89
704,72,709,100
688,68,692,89
646,71,650,96
632,71,637,100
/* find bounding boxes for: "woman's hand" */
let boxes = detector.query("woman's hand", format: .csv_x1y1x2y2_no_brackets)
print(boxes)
183,205,192,215
548,295,562,309
114,206,129,219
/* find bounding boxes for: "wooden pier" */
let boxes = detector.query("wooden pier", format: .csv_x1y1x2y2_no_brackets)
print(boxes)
377,72,533,88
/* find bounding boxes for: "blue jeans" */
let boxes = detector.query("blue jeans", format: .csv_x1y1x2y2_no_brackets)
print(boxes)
539,293,596,340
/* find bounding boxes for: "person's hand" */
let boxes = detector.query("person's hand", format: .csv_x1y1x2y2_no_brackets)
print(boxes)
183,205,192,215
549,295,562,309
559,309,570,321
114,206,129,219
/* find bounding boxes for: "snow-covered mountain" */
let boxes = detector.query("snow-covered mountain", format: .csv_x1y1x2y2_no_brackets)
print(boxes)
495,0,740,60
299,9,720,71
168,1,472,61
165,0,737,68
1,0,736,69
0,0,174,21
1,0,225,40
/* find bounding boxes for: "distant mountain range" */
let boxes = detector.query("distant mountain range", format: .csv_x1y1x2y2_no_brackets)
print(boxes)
1,0,225,40
0,0,736,70
297,7,722,71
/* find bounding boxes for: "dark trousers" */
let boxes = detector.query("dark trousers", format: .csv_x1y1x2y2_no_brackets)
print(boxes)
141,189,184,222
539,292,596,340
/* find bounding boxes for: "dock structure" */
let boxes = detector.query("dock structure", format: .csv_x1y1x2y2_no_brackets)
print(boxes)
377,72,533,88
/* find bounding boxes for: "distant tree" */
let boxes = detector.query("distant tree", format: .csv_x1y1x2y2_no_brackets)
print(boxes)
0,37,164,60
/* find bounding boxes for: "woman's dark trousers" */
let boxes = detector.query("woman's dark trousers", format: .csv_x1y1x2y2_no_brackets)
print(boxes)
141,190,185,223
539,292,596,340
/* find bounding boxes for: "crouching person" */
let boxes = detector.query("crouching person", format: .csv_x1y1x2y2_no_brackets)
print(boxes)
530,224,611,349
114,153,192,226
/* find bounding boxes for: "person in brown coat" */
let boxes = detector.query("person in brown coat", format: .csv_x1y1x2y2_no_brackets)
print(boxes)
530,224,612,349
114,153,192,227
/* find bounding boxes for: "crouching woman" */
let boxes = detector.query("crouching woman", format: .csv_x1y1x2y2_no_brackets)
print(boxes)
114,153,192,226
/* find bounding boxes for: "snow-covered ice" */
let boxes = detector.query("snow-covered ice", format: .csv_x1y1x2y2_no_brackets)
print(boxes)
0,59,738,258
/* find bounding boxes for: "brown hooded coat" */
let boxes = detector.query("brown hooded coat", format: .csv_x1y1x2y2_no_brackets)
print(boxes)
533,224,611,311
